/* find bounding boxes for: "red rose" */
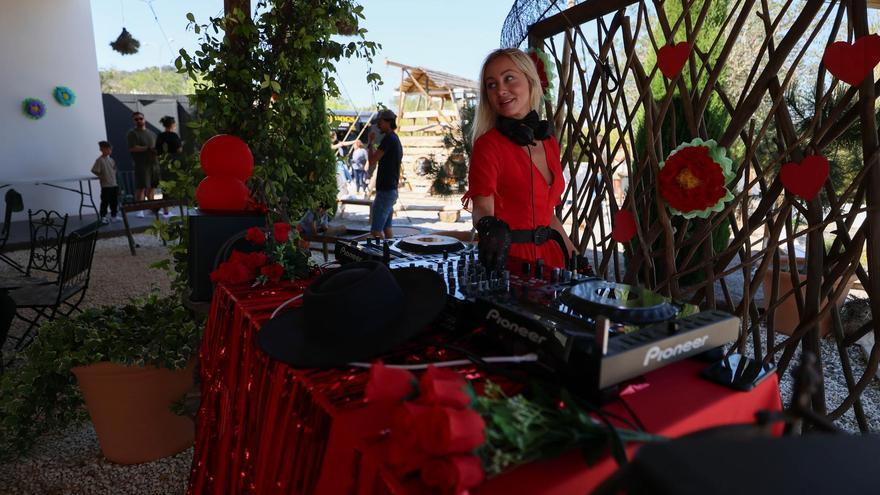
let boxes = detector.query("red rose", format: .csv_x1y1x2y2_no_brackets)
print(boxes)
244,227,266,245
229,250,268,270
209,260,255,285
416,406,485,456
658,146,726,213
421,455,485,494
365,362,417,403
387,403,431,475
260,263,285,282
273,222,292,243
418,366,471,409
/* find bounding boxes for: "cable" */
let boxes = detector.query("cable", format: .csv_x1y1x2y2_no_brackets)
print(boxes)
527,145,538,263
348,354,538,370
270,294,303,319
140,0,175,55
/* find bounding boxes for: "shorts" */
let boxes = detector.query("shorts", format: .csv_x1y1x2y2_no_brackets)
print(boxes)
371,189,398,233
134,162,160,189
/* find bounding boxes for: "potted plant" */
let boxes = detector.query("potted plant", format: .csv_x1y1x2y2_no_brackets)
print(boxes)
760,255,855,337
0,294,200,464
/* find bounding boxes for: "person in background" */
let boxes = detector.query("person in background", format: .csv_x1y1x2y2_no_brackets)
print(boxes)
331,130,355,199
351,139,369,196
91,141,119,225
297,202,331,237
155,116,182,217
367,109,402,239
126,111,159,217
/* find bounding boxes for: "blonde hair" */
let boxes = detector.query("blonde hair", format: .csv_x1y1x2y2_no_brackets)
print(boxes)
472,48,546,142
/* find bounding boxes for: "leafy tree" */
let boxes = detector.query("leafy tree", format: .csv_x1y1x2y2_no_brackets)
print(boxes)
100,67,199,95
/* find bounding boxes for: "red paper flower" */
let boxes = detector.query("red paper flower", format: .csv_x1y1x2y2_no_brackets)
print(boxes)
365,362,417,403
245,227,266,245
418,366,471,409
260,263,285,283
387,402,432,475
229,250,268,270
421,455,485,494
528,51,550,93
273,222,292,243
658,145,726,214
416,406,485,456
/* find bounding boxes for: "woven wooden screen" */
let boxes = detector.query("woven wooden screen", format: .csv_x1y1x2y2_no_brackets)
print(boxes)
503,0,880,430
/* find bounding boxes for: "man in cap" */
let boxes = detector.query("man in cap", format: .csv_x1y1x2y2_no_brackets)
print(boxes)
367,109,403,239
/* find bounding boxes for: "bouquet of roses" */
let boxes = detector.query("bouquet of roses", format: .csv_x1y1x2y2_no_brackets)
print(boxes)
210,221,312,286
365,363,663,494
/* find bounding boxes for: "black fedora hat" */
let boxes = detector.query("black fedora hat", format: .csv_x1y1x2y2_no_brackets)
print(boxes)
258,261,446,368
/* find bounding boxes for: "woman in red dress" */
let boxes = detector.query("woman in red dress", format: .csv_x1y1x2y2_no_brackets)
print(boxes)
463,48,576,271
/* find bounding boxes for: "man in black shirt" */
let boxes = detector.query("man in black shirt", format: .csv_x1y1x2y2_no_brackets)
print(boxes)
367,109,402,238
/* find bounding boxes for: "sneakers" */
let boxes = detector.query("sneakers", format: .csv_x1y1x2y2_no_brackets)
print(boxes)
111,216,122,223
100,216,110,225
136,210,145,218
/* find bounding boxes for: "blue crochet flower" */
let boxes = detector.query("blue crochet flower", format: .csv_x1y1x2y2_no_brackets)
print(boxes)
23,98,46,119
53,86,76,106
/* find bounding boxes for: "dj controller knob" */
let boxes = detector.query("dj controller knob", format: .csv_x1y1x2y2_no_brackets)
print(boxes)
522,261,531,277
550,267,560,283
443,251,449,260
535,259,545,279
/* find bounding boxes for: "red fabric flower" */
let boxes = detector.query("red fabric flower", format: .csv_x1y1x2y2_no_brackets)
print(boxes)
273,222,292,243
244,227,266,245
387,402,431,475
421,455,485,494
229,250,268,270
416,406,485,456
529,51,550,93
658,145,726,213
209,260,255,285
418,366,471,409
365,362,417,403
260,263,285,283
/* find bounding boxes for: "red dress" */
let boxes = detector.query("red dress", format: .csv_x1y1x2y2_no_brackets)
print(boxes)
463,128,566,269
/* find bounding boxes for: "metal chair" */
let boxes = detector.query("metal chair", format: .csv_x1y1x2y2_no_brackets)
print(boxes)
24,209,69,283
6,223,98,350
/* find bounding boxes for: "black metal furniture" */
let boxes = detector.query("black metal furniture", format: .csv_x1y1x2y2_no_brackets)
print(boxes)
0,189,24,272
6,223,98,350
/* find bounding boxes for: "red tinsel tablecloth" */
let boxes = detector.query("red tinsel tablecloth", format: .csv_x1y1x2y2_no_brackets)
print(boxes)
188,281,782,495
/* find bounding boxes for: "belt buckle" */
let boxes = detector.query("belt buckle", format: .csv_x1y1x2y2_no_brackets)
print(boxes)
533,226,550,245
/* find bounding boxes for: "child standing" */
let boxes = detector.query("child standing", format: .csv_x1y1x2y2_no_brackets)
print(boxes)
91,141,119,224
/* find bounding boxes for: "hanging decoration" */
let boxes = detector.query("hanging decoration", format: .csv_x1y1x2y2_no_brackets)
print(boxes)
657,42,691,79
658,138,734,218
822,34,880,86
611,210,637,243
53,86,76,107
779,155,830,201
528,47,555,100
22,98,46,120
110,27,140,55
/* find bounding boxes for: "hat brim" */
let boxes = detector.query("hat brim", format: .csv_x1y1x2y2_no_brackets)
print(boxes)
257,267,447,368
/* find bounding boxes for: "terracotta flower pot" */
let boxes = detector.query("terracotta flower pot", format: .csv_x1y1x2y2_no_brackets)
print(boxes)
72,360,195,464
761,257,854,337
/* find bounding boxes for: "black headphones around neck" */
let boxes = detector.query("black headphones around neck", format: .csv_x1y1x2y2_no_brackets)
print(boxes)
496,110,552,146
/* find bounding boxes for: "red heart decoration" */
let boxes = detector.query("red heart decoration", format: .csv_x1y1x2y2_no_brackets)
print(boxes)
779,155,829,201
823,34,880,86
657,42,690,79
611,210,637,243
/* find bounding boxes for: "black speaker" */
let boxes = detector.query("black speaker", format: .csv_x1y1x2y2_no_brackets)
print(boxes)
187,210,267,301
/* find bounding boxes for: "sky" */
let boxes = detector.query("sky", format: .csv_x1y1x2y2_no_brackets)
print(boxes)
90,0,516,108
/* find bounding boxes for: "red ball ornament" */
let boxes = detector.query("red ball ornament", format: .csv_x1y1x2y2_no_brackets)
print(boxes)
200,134,254,180
196,176,250,212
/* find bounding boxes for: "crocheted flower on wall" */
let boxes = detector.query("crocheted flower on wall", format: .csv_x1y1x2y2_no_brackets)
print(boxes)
23,98,46,120
53,86,76,107
658,138,734,218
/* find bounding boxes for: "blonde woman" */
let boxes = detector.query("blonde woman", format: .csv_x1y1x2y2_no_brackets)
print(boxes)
463,48,576,271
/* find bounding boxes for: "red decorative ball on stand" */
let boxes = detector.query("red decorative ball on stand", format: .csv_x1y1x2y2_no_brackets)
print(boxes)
196,176,250,212
200,134,254,181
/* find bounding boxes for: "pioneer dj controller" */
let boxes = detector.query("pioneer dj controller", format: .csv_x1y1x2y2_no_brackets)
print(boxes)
334,234,740,400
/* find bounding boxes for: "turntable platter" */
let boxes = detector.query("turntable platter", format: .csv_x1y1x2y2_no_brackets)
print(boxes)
396,234,465,254
559,280,678,324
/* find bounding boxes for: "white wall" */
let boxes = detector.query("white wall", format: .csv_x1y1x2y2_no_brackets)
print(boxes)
0,0,106,220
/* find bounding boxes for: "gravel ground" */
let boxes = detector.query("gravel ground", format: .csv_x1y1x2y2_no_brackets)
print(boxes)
0,233,192,495
1,224,878,494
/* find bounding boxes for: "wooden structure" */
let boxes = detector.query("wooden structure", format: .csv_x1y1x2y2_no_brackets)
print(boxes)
508,0,880,430
387,59,478,134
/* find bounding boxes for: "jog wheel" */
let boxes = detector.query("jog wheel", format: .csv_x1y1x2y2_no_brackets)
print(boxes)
395,234,465,254
559,280,678,324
